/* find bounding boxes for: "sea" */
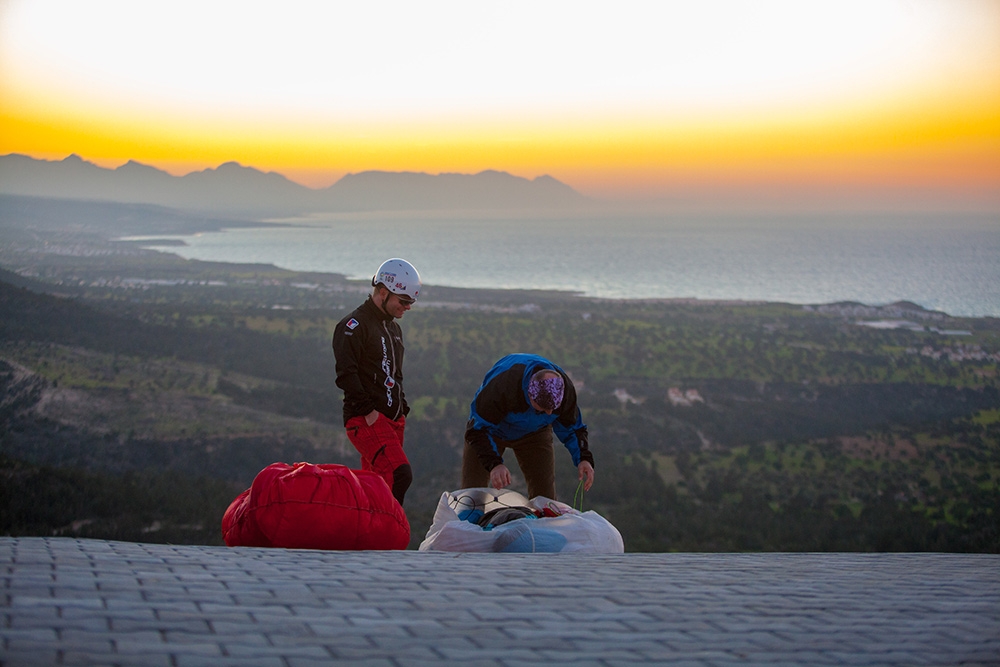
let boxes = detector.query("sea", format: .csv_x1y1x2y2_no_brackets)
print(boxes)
133,211,1000,318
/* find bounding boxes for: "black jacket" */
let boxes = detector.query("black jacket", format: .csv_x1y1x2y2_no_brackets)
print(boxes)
332,297,408,424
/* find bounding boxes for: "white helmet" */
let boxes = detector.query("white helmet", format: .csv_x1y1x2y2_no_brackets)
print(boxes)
372,258,421,301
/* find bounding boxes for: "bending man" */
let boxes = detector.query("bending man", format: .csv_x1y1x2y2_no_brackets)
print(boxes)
462,353,595,500
332,258,420,505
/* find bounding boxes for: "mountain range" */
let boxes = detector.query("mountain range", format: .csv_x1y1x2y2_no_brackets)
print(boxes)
0,154,587,217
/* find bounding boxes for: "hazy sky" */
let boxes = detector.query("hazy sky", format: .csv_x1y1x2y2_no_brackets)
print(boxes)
1,0,998,209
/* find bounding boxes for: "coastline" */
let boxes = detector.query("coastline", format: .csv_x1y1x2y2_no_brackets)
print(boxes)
128,219,1000,319
3,194,997,319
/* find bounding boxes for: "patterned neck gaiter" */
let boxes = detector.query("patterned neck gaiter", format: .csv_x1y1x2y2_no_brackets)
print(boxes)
528,374,564,411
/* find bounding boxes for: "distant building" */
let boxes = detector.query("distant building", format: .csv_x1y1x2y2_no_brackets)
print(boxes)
667,387,690,406
668,387,704,407
613,388,643,405
685,389,704,403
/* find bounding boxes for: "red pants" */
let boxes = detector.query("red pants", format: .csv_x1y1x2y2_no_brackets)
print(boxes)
345,413,409,502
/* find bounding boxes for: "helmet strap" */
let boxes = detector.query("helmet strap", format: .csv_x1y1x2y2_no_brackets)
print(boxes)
374,285,393,317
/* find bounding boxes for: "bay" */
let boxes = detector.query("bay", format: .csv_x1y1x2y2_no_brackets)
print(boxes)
133,212,1000,317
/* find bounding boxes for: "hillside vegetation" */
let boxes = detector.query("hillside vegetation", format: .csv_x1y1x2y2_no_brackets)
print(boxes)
1,201,998,551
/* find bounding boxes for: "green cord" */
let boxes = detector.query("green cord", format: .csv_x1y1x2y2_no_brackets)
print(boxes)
573,478,585,511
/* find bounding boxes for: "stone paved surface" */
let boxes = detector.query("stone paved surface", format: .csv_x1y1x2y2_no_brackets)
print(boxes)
1,538,998,666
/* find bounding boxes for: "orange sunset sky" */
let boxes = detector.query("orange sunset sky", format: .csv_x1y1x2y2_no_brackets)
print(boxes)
1,0,999,211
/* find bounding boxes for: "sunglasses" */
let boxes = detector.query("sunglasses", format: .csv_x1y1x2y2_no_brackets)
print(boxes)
394,294,415,306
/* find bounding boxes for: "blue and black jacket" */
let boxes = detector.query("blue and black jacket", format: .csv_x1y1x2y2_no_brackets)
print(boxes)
465,353,593,472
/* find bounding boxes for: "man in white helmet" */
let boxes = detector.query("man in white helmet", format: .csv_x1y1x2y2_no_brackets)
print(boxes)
332,258,421,506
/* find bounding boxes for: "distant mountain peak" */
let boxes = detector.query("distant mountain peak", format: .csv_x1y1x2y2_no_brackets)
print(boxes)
888,301,934,312
116,160,165,174
217,161,248,171
0,153,587,214
325,168,586,212
201,162,292,181
62,154,101,168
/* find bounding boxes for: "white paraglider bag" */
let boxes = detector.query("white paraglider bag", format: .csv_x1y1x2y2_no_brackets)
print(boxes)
419,488,624,553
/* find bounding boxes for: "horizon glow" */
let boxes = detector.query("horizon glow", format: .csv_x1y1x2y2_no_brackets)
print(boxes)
1,0,998,209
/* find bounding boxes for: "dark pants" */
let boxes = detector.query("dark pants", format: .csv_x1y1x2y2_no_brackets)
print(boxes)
461,426,556,500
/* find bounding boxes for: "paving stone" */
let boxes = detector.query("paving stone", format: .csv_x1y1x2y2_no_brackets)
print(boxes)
225,643,331,659
2,626,59,645
5,605,60,625
395,659,486,667
1,649,63,667
296,659,393,667
173,655,265,667
62,650,172,667
192,658,285,667
606,660,710,667
294,629,374,649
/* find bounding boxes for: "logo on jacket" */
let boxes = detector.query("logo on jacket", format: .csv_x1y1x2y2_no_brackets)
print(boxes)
380,337,391,376
346,318,359,330
381,336,393,406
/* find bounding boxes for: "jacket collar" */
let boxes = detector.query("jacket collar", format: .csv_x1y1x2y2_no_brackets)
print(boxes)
361,295,394,322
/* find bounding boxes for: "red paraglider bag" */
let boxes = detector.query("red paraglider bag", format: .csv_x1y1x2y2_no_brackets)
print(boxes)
222,461,409,550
